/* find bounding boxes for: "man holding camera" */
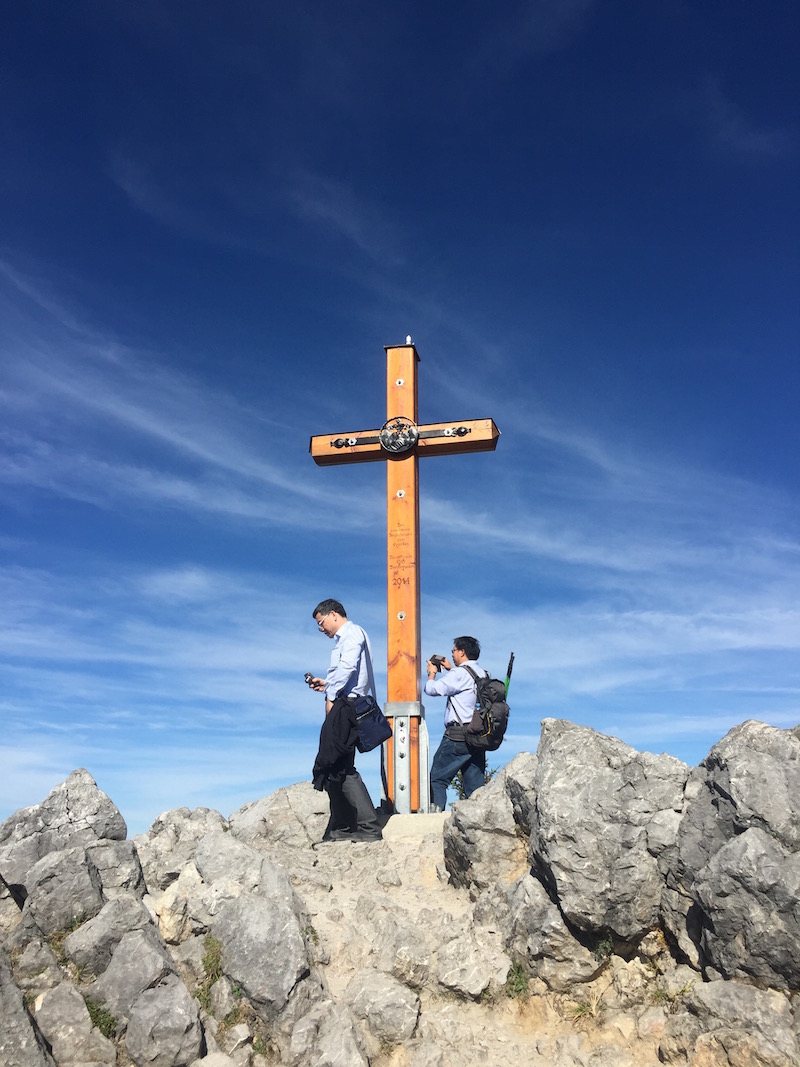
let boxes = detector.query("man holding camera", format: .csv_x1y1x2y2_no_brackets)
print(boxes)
425,636,487,811
307,599,382,842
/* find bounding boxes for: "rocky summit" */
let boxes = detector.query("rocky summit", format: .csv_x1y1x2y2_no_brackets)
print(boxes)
1,718,799,1067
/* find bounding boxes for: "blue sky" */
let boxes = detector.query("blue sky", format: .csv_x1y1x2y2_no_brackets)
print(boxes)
1,2,798,835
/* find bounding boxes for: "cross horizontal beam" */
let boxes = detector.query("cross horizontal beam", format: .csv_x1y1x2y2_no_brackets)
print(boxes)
309,418,500,466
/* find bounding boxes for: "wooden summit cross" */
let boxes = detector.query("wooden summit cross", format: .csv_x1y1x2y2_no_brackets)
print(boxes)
310,340,499,814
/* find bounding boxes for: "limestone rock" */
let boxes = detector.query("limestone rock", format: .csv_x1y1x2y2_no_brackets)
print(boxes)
133,807,228,892
504,750,538,836
692,721,799,857
368,894,508,1000
148,862,206,944
85,838,146,900
531,718,689,942
193,831,297,902
228,782,329,852
22,847,105,937
84,926,175,1025
33,981,116,1066
0,948,56,1067
659,978,798,1065
345,966,420,1043
0,770,126,898
435,924,508,999
147,832,308,966
62,895,154,978
170,934,207,992
1,868,25,926
477,873,599,992
125,973,204,1067
374,906,434,988
288,1000,367,1067
207,975,239,1020
12,938,62,997
216,1020,252,1059
210,892,309,1024
694,827,800,989
662,720,800,972
443,756,533,892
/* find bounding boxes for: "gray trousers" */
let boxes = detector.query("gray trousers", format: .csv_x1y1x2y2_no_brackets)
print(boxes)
324,770,381,839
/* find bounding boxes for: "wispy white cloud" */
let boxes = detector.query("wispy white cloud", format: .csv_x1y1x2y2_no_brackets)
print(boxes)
607,708,800,750
0,440,364,530
106,153,265,252
107,150,405,274
286,170,404,267
475,0,597,69
0,259,96,339
0,559,349,831
2,510,797,833
107,154,193,231
3,269,797,621
0,279,380,528
699,77,795,159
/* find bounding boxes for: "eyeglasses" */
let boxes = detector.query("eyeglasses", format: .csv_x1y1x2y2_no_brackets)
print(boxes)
316,612,332,629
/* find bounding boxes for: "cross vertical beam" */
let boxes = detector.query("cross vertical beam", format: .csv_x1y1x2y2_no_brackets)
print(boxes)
385,345,422,811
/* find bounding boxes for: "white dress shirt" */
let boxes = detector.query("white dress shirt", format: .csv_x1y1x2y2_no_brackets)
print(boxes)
424,660,486,725
324,619,373,702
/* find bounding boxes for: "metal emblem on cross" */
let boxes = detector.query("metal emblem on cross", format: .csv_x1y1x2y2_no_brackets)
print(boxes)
309,340,500,813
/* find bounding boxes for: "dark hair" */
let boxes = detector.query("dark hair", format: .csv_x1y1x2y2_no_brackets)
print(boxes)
312,598,346,619
453,635,480,661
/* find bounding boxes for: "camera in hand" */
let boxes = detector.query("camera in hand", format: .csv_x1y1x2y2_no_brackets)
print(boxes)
304,672,314,684
429,654,445,672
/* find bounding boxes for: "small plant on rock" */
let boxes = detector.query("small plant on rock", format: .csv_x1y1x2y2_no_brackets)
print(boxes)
652,979,695,1011
197,934,224,1012
217,1000,251,1039
302,923,320,946
202,935,223,981
568,986,604,1025
591,933,614,962
48,915,86,965
252,1021,277,1059
84,997,117,1038
504,960,530,1000
451,765,497,805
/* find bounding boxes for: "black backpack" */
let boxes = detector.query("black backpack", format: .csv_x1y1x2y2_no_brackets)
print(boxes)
463,665,509,751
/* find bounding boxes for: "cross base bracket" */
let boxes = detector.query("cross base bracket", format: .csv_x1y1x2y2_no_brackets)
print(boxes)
385,701,430,814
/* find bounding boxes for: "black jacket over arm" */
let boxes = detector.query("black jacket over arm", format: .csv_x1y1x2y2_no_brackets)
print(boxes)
312,696,358,790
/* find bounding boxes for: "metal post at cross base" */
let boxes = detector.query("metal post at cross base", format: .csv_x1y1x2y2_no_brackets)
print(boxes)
309,341,500,814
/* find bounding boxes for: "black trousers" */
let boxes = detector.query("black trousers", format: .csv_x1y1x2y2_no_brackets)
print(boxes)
323,769,381,839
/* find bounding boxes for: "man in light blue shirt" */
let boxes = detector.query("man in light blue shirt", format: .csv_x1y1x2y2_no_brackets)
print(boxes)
310,602,373,711
307,599,382,842
424,635,487,811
